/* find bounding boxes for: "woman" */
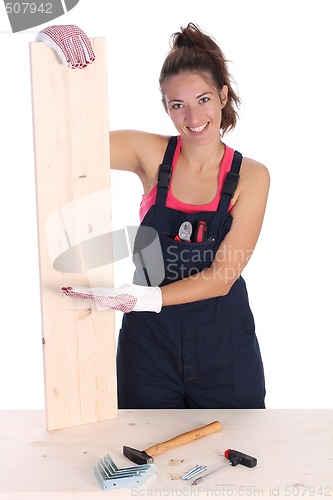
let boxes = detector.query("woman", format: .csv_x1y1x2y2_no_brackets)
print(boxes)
56,22,270,409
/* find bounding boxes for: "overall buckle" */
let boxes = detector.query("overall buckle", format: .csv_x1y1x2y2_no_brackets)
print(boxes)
158,164,172,188
222,171,240,197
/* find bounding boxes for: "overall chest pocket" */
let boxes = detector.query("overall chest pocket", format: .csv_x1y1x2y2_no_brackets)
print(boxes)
161,232,216,284
160,211,232,284
132,207,233,286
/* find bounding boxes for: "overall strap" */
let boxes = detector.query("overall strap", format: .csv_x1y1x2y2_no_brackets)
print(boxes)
217,150,242,214
155,136,178,206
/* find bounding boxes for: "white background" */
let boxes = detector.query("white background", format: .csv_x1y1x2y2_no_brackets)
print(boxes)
0,0,332,409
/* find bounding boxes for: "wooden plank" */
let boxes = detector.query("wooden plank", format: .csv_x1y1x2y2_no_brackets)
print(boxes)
30,38,118,430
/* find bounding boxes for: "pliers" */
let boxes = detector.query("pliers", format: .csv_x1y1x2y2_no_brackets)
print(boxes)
174,221,192,241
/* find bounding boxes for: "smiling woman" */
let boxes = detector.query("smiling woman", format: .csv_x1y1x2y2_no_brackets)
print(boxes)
61,22,270,410
162,72,227,149
159,22,240,136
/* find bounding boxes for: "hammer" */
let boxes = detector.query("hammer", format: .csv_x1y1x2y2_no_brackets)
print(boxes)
123,420,222,465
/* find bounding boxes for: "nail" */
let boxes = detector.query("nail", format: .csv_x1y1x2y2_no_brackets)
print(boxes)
181,465,201,480
181,465,207,480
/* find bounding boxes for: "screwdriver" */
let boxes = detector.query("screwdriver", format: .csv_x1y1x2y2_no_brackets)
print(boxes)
192,220,208,242
191,462,229,485
191,449,257,486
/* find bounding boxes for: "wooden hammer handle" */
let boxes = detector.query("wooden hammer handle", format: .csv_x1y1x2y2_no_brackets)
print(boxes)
144,420,222,457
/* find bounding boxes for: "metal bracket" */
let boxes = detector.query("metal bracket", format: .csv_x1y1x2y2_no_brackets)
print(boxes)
94,454,157,490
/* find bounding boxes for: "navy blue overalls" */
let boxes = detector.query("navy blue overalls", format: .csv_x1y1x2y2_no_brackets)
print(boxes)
117,137,265,409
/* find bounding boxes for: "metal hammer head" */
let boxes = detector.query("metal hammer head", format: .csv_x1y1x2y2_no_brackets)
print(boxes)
123,446,154,465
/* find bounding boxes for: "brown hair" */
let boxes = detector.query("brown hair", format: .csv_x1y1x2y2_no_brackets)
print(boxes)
159,23,240,134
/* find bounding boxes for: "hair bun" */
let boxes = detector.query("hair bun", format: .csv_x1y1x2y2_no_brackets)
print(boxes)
178,37,195,48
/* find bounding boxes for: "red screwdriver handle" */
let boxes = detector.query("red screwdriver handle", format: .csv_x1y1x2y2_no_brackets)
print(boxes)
193,221,208,242
224,449,257,468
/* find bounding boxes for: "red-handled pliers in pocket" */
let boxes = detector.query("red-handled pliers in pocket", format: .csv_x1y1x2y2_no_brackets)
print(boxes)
174,221,192,241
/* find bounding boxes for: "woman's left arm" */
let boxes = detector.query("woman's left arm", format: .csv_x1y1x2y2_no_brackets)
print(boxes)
161,159,270,306
62,159,269,312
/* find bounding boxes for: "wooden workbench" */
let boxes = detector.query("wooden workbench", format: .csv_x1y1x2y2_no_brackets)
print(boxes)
0,409,332,499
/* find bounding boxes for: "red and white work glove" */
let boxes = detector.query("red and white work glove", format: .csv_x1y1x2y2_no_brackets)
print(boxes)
36,25,95,69
62,283,163,313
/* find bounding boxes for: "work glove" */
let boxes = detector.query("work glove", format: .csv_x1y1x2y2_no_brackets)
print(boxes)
35,25,95,69
62,283,162,313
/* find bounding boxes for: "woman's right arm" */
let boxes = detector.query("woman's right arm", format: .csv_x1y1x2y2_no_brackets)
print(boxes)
109,131,169,191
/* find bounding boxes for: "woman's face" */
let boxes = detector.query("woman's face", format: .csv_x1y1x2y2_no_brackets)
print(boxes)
162,71,228,145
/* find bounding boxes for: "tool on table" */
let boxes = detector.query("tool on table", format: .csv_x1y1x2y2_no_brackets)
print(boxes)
191,449,257,486
193,220,208,242
174,221,192,241
181,464,207,480
94,454,156,490
123,420,222,465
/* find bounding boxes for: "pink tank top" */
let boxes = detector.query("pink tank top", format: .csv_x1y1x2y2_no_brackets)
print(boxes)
139,136,234,222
